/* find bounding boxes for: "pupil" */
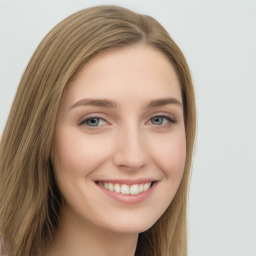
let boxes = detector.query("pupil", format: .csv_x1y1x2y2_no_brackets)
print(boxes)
152,117,163,125
87,118,99,126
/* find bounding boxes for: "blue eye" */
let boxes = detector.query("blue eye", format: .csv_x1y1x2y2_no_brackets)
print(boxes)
83,117,107,127
150,115,175,125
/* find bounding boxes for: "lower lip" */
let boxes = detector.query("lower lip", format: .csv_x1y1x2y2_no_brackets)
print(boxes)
96,182,157,204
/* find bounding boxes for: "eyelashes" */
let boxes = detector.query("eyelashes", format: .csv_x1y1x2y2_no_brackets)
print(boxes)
82,117,108,127
79,113,176,128
148,114,176,126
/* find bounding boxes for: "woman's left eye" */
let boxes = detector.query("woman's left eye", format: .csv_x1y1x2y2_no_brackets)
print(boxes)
81,117,108,127
149,115,175,126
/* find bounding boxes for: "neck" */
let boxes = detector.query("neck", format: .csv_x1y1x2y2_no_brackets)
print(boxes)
46,205,138,256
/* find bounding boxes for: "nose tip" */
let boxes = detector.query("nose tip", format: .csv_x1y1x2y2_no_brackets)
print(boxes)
114,152,147,170
113,131,148,170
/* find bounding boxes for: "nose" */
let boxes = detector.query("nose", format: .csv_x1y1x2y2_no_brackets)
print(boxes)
113,126,149,170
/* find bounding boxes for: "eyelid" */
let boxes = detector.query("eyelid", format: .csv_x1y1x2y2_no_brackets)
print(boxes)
146,112,176,123
78,113,110,126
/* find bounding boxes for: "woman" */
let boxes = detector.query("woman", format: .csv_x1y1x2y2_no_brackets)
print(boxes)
0,5,196,256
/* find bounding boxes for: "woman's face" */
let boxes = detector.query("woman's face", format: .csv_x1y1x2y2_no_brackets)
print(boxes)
54,44,186,234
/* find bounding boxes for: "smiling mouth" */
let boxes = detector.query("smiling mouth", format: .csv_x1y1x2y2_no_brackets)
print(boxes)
96,181,154,195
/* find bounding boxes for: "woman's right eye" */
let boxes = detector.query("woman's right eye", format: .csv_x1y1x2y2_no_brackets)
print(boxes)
80,117,108,127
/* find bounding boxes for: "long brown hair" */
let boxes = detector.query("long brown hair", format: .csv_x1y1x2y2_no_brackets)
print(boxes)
0,5,196,256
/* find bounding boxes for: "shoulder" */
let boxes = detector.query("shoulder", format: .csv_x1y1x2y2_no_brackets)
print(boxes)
0,237,8,256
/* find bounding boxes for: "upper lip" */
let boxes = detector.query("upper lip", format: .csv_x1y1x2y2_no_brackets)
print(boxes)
95,179,157,185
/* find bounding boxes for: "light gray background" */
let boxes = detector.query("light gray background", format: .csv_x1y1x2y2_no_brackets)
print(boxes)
0,0,255,255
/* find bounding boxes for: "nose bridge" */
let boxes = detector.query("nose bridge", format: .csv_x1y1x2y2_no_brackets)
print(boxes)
113,122,148,170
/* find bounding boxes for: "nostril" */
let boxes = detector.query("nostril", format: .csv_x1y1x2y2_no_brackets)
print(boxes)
113,137,149,170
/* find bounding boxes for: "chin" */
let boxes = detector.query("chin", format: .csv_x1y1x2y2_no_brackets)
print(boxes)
97,212,160,235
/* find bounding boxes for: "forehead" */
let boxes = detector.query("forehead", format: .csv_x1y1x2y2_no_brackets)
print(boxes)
63,44,182,106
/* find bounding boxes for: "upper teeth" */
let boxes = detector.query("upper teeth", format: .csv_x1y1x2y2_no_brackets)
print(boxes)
98,182,152,195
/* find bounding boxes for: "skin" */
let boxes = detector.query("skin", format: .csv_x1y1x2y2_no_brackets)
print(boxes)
48,44,186,256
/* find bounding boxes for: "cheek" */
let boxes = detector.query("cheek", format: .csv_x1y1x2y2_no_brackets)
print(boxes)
53,126,109,177
151,131,186,179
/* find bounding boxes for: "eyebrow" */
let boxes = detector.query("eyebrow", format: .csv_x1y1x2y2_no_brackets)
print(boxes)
145,98,183,109
69,97,183,111
69,99,117,110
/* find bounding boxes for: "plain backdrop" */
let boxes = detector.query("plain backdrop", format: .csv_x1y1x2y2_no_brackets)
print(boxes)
0,0,255,255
